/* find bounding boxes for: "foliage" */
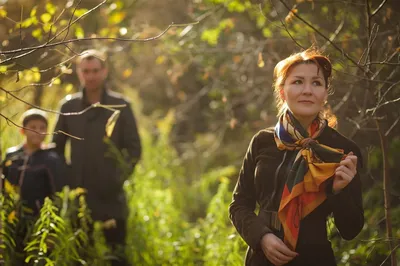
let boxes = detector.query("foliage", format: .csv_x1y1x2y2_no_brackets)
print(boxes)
1,0,400,265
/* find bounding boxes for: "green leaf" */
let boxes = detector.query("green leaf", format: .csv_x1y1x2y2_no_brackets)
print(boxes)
0,66,7,73
40,13,52,23
227,0,247,13
262,28,272,38
201,28,221,46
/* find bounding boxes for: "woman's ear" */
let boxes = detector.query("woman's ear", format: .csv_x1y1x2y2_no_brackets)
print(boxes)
279,88,285,101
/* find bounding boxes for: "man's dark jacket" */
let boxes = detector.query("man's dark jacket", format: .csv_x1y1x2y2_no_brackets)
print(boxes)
52,88,141,221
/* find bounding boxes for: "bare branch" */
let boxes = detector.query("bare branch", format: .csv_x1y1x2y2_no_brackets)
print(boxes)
0,21,199,64
321,18,344,51
366,61,400,66
371,0,388,17
367,96,400,114
0,0,107,64
278,0,368,75
63,0,83,42
0,113,83,140
0,87,126,116
8,72,66,93
266,1,305,50
385,116,400,136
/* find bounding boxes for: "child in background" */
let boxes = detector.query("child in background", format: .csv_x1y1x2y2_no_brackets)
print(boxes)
0,108,65,264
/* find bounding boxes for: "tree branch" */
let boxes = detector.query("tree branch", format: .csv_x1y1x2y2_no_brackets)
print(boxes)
278,0,368,75
371,0,388,17
0,21,199,64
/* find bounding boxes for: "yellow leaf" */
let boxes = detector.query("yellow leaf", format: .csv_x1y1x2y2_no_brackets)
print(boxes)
109,11,126,25
40,13,52,23
122,68,132,78
74,187,87,196
75,26,84,38
0,65,7,73
156,55,166,65
285,8,298,24
30,6,37,17
73,8,88,17
8,210,16,223
45,3,56,15
32,71,41,82
105,110,120,137
52,78,61,85
65,84,73,93
32,28,42,39
0,7,7,18
5,160,12,167
257,52,265,68
4,179,17,194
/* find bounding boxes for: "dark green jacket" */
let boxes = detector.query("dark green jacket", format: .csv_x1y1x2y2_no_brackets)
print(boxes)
52,88,141,220
229,127,364,266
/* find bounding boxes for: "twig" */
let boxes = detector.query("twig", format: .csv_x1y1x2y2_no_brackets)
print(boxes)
366,96,400,114
278,0,368,75
63,0,83,42
0,113,83,140
266,1,305,50
321,18,345,51
8,72,66,93
385,116,400,136
0,87,126,115
371,0,388,17
0,21,200,64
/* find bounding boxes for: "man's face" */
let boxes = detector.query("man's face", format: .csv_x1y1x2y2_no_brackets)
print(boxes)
22,119,47,147
77,58,108,92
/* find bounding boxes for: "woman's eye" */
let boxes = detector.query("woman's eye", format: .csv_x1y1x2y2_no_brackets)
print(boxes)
313,80,322,86
293,80,302,84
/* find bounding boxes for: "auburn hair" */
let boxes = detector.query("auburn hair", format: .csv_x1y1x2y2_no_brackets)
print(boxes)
272,48,337,127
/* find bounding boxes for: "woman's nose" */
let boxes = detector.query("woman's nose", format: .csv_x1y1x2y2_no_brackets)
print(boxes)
302,83,312,94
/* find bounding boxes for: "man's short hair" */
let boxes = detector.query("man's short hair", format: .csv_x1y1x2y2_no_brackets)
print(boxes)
76,49,107,68
20,108,48,127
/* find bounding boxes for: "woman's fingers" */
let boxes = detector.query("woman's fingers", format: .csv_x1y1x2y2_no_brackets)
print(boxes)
261,233,298,265
340,155,357,172
335,169,353,183
275,242,298,258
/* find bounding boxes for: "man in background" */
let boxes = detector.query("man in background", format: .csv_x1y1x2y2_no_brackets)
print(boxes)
53,49,141,266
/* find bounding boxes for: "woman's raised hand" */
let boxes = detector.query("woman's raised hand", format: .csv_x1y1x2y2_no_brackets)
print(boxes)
333,151,358,193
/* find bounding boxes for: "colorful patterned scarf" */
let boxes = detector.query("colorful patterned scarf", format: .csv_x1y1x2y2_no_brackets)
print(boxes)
274,111,345,250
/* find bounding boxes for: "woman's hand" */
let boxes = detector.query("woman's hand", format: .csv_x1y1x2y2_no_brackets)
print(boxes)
333,151,358,194
260,233,298,266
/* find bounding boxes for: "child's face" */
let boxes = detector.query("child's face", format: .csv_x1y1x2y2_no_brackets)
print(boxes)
23,119,47,146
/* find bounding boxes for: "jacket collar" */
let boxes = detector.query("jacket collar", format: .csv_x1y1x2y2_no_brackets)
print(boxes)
81,85,109,107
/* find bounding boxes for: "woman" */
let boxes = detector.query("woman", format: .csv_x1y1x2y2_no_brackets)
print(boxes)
229,48,364,266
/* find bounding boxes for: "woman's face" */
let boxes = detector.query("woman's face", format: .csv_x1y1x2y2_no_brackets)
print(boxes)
281,63,328,125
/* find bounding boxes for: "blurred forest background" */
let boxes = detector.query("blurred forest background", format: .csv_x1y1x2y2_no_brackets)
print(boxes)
0,0,399,265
